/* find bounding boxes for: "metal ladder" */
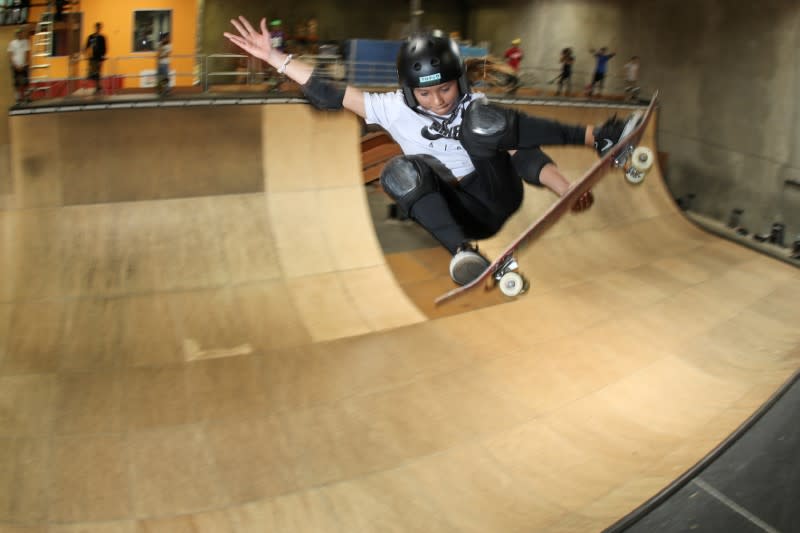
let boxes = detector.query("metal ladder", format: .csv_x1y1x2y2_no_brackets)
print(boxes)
28,18,54,99
33,19,53,58
29,2,83,98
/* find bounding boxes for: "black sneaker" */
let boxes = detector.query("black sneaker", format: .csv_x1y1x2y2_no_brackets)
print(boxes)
449,243,490,286
593,112,641,156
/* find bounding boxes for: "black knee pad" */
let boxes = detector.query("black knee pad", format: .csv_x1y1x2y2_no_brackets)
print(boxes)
512,148,554,187
380,156,439,212
460,99,520,158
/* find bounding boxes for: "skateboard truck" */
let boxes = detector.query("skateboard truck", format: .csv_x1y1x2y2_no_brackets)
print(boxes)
492,256,529,297
612,111,653,185
613,145,634,168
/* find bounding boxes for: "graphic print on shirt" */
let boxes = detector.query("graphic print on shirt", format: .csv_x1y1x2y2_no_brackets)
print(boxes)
419,93,473,142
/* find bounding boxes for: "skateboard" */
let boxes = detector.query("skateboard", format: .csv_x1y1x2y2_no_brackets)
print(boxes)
435,91,659,306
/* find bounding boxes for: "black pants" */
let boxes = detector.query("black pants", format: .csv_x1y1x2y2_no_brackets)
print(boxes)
12,66,29,88
556,69,572,95
88,58,103,82
393,112,586,254
589,71,606,93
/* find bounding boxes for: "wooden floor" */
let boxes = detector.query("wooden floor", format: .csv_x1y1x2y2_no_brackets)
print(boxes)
1,100,798,532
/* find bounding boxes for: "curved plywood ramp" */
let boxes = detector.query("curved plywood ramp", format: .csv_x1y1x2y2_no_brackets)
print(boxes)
261,105,426,340
1,99,798,532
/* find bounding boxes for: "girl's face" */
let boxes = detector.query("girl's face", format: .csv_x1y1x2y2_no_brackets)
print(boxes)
413,80,460,115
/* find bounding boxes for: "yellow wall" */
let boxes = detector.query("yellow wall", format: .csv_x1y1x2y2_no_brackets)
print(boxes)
29,0,198,87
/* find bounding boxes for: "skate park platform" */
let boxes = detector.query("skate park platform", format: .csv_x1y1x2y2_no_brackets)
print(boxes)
1,96,799,531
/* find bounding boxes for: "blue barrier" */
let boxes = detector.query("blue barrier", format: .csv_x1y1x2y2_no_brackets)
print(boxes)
343,39,487,86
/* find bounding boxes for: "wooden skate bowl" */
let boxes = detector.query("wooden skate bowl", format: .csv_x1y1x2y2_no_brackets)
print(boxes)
1,99,798,531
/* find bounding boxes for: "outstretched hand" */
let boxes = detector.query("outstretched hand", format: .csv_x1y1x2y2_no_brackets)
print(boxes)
571,190,594,213
224,16,273,63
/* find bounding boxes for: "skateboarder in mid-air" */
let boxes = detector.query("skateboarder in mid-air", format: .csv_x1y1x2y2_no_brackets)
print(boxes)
225,16,637,286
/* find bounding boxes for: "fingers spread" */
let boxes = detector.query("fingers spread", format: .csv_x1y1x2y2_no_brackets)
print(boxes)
238,16,258,38
229,18,247,39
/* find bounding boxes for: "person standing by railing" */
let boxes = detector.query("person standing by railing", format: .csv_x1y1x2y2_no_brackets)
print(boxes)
554,47,574,96
586,46,615,97
269,19,286,53
84,21,106,95
7,27,30,104
623,56,640,102
156,32,171,96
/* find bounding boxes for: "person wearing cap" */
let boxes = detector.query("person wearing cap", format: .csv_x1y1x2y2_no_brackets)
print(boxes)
7,27,30,104
225,16,636,286
268,18,286,53
503,38,523,72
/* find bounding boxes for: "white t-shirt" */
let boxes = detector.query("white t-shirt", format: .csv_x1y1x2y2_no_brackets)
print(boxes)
624,61,639,82
363,89,486,179
7,38,30,68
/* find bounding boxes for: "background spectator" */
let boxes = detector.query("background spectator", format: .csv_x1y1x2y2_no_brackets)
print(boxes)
503,37,523,72
85,21,107,95
586,46,615,96
624,55,640,101
7,26,30,103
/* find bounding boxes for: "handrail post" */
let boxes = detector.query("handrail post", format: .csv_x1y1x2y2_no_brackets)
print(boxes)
203,54,209,92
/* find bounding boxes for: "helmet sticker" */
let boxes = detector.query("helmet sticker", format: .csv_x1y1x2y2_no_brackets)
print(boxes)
419,73,442,84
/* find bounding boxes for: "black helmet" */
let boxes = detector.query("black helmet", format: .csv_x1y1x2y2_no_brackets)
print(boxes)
397,30,469,108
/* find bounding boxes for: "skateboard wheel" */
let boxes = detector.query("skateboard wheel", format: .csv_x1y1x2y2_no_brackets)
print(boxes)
631,146,654,171
499,271,526,297
625,167,645,185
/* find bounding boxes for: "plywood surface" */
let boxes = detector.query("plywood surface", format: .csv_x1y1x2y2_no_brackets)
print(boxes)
0,101,798,532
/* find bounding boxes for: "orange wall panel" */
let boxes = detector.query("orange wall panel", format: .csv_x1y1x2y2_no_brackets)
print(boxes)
29,0,198,87
82,0,198,87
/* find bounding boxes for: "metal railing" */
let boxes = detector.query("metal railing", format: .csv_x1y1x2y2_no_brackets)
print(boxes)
112,53,198,88
22,52,648,102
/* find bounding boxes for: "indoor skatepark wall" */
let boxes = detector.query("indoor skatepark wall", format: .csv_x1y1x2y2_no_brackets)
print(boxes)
6,102,426,342
2,100,799,531
469,0,800,246
9,106,264,206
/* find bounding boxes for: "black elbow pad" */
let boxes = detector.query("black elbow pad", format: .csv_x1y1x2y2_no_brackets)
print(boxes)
302,66,346,110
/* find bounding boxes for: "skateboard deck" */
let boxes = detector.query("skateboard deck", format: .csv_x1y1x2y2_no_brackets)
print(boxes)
435,91,659,305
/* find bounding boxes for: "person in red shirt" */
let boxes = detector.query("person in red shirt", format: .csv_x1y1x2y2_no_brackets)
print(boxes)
503,38,523,72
